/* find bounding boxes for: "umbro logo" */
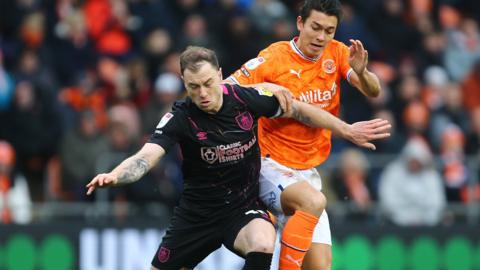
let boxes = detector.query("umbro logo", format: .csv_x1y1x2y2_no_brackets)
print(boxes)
290,69,302,78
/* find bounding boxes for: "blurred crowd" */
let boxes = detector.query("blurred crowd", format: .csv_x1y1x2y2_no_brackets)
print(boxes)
0,0,479,226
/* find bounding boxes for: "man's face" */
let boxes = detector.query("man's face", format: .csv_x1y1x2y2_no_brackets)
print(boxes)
183,62,223,114
296,10,338,58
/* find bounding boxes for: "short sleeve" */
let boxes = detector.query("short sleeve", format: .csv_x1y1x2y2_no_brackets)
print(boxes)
226,48,276,85
229,84,282,118
148,105,185,151
338,43,354,83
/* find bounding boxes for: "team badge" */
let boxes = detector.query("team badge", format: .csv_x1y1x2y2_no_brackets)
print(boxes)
254,86,273,97
235,112,253,131
158,247,170,263
245,57,265,70
201,147,218,164
322,59,336,74
156,113,173,129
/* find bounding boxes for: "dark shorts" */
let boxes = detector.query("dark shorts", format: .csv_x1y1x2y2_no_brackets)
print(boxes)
151,203,272,270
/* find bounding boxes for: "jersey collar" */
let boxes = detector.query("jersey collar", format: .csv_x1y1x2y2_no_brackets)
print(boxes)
290,37,320,62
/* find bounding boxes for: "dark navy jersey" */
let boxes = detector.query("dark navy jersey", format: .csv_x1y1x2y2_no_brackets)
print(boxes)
149,84,281,217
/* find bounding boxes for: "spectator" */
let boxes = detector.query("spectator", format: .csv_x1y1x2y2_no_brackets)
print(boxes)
58,70,108,131
440,125,469,202
390,75,422,123
431,82,470,149
141,72,183,136
3,81,61,200
372,109,406,154
443,17,480,81
143,28,174,81
59,110,109,200
415,32,447,75
0,140,32,224
422,65,449,111
462,59,480,112
465,107,480,156
379,137,446,226
368,0,420,64
331,148,373,216
247,0,291,36
0,50,15,111
83,0,131,56
401,101,431,143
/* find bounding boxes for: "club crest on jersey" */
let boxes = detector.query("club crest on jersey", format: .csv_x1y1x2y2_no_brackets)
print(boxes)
245,57,265,70
156,113,174,129
235,112,253,130
322,59,336,74
158,247,170,263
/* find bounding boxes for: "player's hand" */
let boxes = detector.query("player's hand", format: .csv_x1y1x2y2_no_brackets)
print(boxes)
348,39,368,75
271,87,294,114
86,173,118,195
346,119,391,150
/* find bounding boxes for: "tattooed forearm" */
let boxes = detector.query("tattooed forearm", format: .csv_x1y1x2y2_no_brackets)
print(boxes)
292,105,314,126
117,157,150,184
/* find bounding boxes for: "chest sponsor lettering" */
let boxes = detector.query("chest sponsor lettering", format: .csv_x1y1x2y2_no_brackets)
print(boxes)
298,82,337,107
201,136,257,164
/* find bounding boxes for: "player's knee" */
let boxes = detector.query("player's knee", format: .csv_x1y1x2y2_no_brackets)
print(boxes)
314,191,327,211
281,181,327,216
298,190,327,216
248,229,276,253
303,246,332,270
250,239,275,253
308,255,332,270
320,252,332,270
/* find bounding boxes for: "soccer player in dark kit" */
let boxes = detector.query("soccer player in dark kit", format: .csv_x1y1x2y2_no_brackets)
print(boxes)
86,46,390,270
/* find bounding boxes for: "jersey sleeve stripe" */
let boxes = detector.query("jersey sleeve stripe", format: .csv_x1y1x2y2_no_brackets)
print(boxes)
346,68,354,83
221,84,229,94
226,76,240,84
271,107,283,118
231,87,246,105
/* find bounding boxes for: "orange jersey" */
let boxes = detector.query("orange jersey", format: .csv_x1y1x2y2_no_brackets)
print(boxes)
228,38,353,169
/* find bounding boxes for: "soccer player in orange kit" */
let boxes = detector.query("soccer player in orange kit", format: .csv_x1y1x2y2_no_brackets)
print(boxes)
226,0,382,269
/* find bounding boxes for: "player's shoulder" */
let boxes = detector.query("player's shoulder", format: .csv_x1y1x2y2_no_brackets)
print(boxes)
173,99,187,109
171,99,190,115
229,83,274,101
265,40,291,51
260,41,291,58
325,39,349,54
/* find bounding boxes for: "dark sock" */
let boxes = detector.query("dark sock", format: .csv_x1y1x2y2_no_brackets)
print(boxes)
242,252,273,270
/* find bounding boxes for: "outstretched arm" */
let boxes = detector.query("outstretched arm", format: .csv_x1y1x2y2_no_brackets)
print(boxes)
86,143,165,195
284,100,391,150
348,39,381,97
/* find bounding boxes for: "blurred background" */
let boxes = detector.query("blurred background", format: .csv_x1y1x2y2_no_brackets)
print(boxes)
0,0,479,269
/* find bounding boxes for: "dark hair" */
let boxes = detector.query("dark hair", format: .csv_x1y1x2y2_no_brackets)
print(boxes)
180,46,219,74
299,0,343,23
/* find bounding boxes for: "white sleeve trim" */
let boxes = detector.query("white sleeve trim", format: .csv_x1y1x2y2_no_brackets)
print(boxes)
346,68,354,84
226,76,239,84
271,106,283,118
